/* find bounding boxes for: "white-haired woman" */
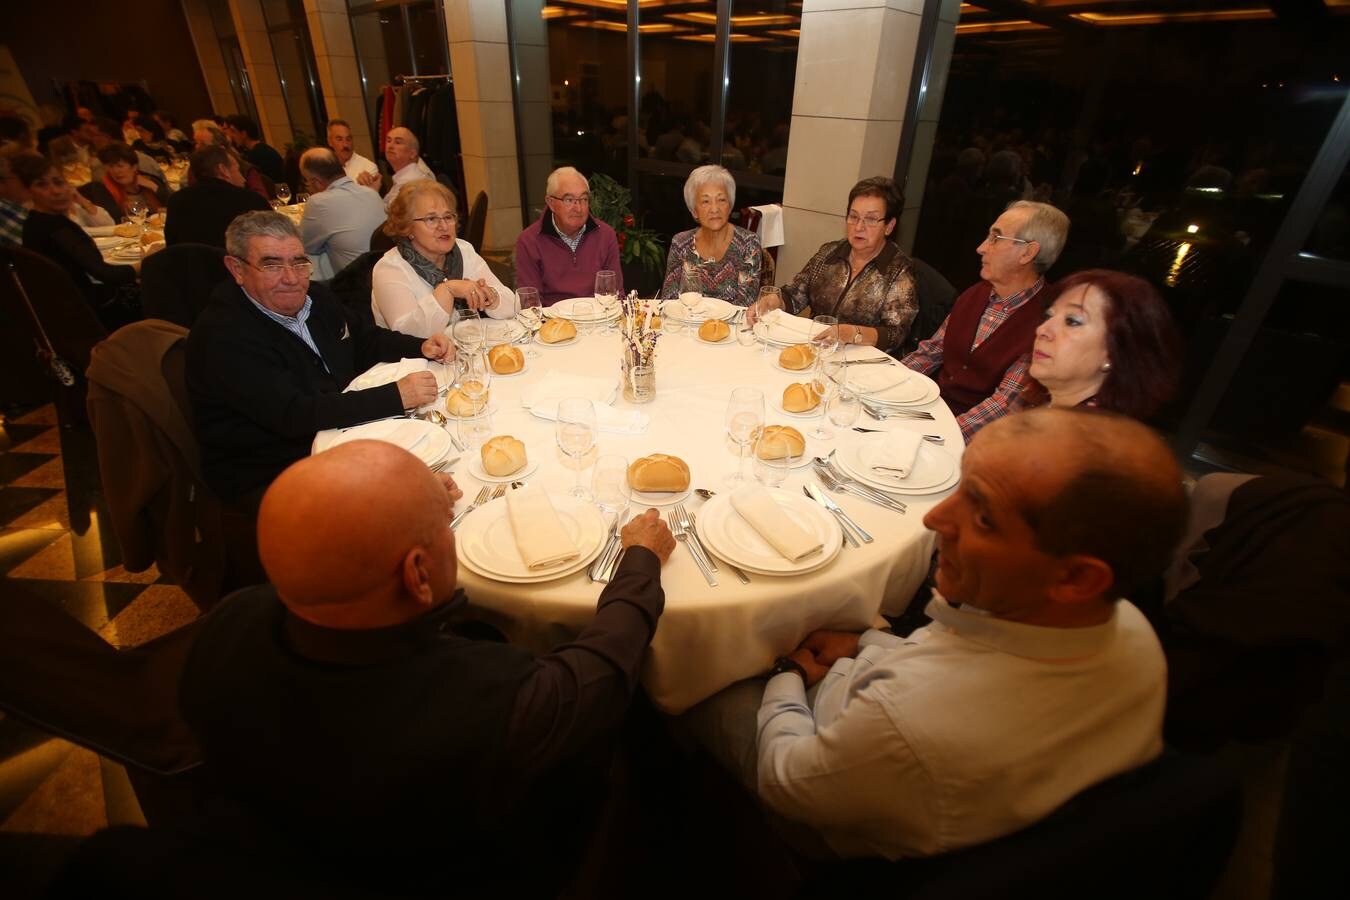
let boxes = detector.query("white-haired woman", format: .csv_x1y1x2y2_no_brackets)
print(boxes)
658,164,762,306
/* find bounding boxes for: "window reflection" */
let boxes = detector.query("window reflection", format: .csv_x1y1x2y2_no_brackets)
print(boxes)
545,1,630,182
725,0,799,174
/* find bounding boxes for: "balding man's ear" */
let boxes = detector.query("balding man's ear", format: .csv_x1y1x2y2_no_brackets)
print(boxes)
401,547,436,608
1047,554,1115,606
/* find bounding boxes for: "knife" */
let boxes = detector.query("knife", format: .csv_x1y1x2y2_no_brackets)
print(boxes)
588,513,624,582
597,509,632,582
805,482,873,545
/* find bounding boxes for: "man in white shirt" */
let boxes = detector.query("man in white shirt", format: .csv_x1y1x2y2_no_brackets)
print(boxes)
382,127,433,210
298,147,387,275
326,118,380,190
693,407,1186,861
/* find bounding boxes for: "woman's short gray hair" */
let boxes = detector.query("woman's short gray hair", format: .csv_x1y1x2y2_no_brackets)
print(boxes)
225,211,302,259
1008,200,1070,273
683,165,736,217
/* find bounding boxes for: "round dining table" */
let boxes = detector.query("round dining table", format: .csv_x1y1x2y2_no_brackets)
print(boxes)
412,319,961,713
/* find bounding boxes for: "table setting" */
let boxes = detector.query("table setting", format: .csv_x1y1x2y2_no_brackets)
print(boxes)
321,294,964,712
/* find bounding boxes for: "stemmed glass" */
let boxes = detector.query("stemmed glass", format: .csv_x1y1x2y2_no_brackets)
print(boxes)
125,198,149,257
753,431,801,489
275,183,292,205
556,398,597,500
826,380,861,435
572,299,594,335
517,286,542,358
756,285,781,357
724,387,764,487
455,351,493,448
811,314,841,366
452,307,485,355
810,357,842,440
592,454,632,515
595,271,619,335
735,313,757,349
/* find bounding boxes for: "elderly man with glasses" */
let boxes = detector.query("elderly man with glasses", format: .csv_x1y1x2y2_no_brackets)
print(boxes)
187,211,453,514
901,200,1071,441
514,166,623,306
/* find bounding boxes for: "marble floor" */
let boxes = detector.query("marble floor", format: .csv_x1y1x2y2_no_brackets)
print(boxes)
0,405,199,896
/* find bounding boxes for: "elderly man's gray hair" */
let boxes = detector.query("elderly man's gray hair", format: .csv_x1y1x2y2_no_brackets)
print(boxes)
1008,200,1070,273
225,211,302,259
546,166,590,197
683,165,736,217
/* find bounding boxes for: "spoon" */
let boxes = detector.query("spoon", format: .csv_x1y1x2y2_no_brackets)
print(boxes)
695,488,716,500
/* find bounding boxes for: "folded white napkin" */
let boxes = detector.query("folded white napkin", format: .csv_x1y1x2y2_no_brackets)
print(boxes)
347,358,430,392
86,226,117,238
877,431,922,479
528,399,649,435
324,418,431,454
848,365,909,394
760,309,815,343
520,371,617,407
730,485,822,563
751,204,784,248
506,485,580,570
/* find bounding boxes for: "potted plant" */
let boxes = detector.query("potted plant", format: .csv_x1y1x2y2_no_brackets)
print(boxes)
587,173,665,295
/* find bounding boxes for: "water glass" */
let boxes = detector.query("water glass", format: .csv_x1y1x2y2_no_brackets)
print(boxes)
592,454,631,514
735,314,757,349
556,398,597,500
452,307,486,354
457,410,493,452
573,299,594,335
756,285,781,356
810,359,841,440
517,286,542,357
812,314,841,361
724,387,764,487
753,432,800,489
827,389,861,431
275,183,292,205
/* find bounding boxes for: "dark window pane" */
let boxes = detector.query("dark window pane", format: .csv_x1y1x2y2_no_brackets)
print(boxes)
270,28,322,139
407,2,447,75
350,8,412,136
1304,153,1350,262
546,1,629,183
725,0,798,176
207,0,236,38
260,0,293,27
637,1,717,168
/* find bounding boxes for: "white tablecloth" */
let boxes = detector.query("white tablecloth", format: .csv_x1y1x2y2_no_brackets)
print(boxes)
394,329,961,712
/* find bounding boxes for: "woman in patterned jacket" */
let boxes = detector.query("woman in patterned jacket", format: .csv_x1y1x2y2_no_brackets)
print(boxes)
659,164,762,307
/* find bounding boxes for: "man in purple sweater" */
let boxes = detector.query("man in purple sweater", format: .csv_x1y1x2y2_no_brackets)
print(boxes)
515,166,623,306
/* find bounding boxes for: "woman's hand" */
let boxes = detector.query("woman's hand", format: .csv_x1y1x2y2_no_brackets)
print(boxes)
445,278,499,311
744,292,784,328
840,324,876,347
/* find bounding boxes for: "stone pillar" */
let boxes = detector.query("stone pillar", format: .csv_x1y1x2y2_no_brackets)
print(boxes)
777,0,925,283
507,0,553,226
897,0,959,253
302,0,377,161
181,0,240,116
445,0,523,252
229,0,294,148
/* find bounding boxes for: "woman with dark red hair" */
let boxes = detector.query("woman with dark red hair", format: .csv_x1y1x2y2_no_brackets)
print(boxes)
1025,269,1181,420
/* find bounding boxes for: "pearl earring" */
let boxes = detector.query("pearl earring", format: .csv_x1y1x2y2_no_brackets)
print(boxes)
1101,362,1112,372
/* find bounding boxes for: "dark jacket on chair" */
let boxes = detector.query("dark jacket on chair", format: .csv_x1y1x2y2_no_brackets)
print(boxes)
186,280,425,503
164,177,270,249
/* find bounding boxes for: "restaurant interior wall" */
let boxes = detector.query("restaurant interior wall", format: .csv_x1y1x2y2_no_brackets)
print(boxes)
907,1,1350,486
4,0,213,129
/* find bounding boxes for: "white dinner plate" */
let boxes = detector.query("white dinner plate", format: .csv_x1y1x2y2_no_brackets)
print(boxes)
697,490,842,576
695,330,737,346
836,436,957,492
488,359,529,378
346,360,452,394
836,456,960,497
863,370,940,407
457,493,606,582
750,432,813,469
771,355,819,376
111,246,143,260
545,297,622,322
754,317,816,347
454,318,525,347
661,296,738,323
535,332,579,348
629,485,692,508
771,398,824,420
311,417,455,468
844,364,911,395
467,455,539,483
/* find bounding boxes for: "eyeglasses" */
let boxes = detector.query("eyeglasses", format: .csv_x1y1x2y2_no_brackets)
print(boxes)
413,214,458,227
548,194,590,207
846,213,887,229
237,258,314,278
985,231,1031,246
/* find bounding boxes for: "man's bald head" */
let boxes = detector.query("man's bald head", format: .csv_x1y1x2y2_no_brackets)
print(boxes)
979,408,1187,595
257,441,455,628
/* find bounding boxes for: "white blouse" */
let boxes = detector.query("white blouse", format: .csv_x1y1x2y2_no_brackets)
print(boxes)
370,242,517,338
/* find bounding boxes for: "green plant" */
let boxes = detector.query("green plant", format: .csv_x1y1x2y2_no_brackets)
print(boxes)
588,173,665,280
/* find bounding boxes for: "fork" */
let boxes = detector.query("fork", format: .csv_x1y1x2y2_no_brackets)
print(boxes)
450,486,492,529
672,502,718,573
670,510,718,587
815,466,907,513
864,403,935,421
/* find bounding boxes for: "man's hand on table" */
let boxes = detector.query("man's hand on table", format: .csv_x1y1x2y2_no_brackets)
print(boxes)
421,333,454,363
621,508,675,565
396,372,438,409
801,629,863,669
435,472,463,510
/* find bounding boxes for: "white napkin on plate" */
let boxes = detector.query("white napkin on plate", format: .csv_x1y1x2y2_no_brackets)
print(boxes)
347,358,429,392
506,485,580,570
876,431,922,478
760,309,815,343
848,365,909,394
730,485,822,563
528,399,649,435
520,371,618,407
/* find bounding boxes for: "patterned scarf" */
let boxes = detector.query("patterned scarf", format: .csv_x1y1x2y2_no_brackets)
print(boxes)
398,238,463,287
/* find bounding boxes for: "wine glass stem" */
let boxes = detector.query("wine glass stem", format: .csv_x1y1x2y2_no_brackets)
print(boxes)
737,441,748,482
574,457,584,495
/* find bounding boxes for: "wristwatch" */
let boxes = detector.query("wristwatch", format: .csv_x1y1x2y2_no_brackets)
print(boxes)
768,656,806,680
851,327,865,345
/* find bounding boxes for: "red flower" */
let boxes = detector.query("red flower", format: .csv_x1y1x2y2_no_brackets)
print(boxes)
618,233,627,248
623,214,635,226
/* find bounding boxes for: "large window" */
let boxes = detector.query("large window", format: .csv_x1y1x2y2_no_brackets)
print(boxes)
260,0,327,143
205,0,261,126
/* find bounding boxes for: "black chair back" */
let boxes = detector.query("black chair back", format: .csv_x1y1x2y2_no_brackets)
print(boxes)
140,243,229,328
369,223,395,256
800,751,1241,900
465,189,488,250
901,256,958,356
329,250,382,332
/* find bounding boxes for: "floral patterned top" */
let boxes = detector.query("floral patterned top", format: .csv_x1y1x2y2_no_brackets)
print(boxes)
658,225,762,307
780,239,919,354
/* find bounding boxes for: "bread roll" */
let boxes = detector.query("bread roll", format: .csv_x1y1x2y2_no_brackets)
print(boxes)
113,223,140,238
480,435,527,476
698,319,730,342
782,382,821,413
755,425,805,460
627,454,691,493
141,229,165,246
446,383,489,417
778,344,817,370
539,318,577,344
488,344,524,374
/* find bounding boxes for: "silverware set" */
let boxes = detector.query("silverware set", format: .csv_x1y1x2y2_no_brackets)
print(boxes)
863,402,936,422
851,426,944,444
670,501,719,587
450,483,506,529
803,482,873,547
813,454,907,514
588,508,631,582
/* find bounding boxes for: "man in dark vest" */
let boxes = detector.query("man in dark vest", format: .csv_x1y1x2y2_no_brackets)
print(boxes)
902,201,1069,441
180,439,675,895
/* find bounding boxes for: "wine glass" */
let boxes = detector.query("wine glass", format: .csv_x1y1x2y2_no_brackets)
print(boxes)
826,386,861,433
756,285,781,357
275,183,292,205
753,430,800,489
452,307,485,355
556,398,597,500
592,454,632,515
724,387,764,487
735,313,757,349
810,357,842,440
594,270,617,308
517,286,542,358
125,197,149,229
456,350,492,412
812,314,841,364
